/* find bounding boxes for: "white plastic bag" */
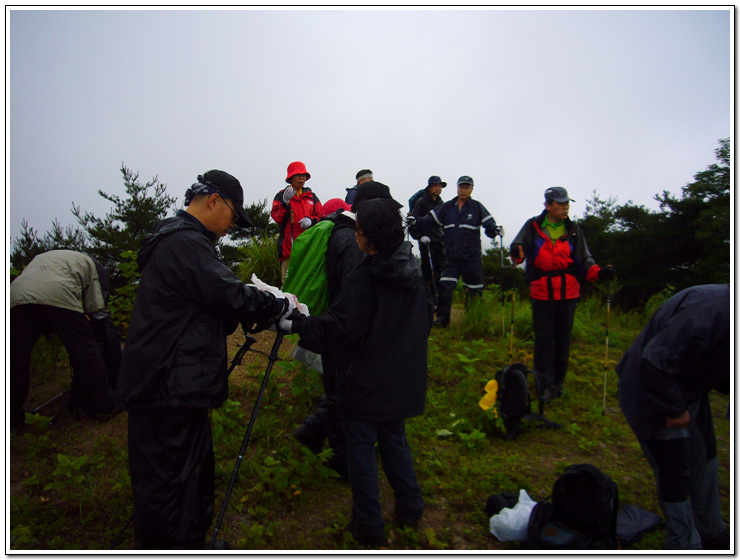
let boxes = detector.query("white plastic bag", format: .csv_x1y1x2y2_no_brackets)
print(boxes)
291,343,323,374
489,489,536,542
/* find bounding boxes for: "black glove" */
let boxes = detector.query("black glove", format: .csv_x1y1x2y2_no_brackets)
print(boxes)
406,215,417,227
281,308,307,334
598,266,615,281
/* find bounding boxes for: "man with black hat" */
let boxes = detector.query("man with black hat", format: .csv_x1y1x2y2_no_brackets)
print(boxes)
345,169,373,206
510,186,614,402
408,175,501,327
117,170,299,549
409,176,446,302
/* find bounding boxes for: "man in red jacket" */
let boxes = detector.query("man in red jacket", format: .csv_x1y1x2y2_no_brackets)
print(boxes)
271,161,323,283
510,187,614,402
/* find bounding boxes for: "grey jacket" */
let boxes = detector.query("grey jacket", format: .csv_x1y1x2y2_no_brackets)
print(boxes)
10,250,106,314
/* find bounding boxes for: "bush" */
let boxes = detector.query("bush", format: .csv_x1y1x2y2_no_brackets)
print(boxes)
234,233,281,287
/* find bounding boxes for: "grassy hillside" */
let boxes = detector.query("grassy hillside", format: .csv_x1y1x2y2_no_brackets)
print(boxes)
9,290,731,550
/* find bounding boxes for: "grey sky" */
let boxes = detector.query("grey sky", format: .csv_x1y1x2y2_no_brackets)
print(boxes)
8,8,731,257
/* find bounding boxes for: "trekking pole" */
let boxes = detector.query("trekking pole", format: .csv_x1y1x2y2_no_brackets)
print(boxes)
601,280,612,415
210,329,286,549
508,290,516,364
425,243,438,302
32,389,71,413
499,234,506,337
227,334,258,376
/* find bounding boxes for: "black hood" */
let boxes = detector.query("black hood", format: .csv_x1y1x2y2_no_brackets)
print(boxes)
138,214,207,271
365,241,422,289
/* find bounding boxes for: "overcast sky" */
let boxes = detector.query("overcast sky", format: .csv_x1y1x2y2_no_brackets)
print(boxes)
7,7,732,257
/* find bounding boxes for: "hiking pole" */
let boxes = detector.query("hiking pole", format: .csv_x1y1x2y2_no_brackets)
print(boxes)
508,290,515,364
602,280,612,415
499,234,506,337
227,333,258,376
210,328,286,549
425,242,438,302
32,389,71,413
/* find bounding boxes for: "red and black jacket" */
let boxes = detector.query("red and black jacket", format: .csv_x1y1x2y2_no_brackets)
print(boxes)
510,210,600,301
271,187,323,262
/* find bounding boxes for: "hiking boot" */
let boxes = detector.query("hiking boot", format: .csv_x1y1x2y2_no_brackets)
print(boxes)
541,387,559,403
203,540,231,550
393,512,421,530
346,524,387,547
702,529,730,550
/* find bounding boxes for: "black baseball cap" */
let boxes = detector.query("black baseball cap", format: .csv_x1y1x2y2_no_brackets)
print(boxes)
457,175,474,186
352,181,403,211
544,186,574,203
200,170,252,227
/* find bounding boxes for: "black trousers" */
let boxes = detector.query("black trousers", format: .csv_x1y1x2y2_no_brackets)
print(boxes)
10,304,116,426
128,407,215,549
531,298,578,391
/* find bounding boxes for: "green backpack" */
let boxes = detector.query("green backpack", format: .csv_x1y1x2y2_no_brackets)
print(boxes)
282,220,335,316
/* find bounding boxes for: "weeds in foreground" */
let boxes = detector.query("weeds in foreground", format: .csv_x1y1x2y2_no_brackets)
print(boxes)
9,294,731,550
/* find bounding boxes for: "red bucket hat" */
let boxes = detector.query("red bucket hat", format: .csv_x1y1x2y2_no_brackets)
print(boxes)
286,161,311,183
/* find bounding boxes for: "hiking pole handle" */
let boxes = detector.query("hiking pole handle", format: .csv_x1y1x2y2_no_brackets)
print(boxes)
210,329,286,549
227,333,258,377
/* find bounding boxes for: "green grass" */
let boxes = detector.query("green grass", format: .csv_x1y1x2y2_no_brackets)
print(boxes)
9,294,731,551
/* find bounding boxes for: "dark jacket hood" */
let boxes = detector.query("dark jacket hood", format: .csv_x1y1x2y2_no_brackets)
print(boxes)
365,241,422,289
138,213,213,271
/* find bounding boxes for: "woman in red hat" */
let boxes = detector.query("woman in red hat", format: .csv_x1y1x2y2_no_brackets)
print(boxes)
271,161,323,283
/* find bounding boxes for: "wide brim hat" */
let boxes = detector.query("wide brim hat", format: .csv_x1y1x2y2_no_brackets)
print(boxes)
286,161,311,183
427,175,447,188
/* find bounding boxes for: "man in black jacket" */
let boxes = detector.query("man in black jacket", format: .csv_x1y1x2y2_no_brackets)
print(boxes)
616,284,730,550
409,175,446,302
117,170,293,550
284,195,434,546
291,197,366,477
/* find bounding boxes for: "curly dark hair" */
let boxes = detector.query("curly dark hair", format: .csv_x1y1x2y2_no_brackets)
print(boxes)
355,198,405,256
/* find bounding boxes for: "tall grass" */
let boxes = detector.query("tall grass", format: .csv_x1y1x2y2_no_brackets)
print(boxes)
234,233,281,287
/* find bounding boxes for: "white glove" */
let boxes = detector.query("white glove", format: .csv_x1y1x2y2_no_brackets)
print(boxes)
282,186,296,204
250,274,309,332
496,226,505,238
299,217,312,229
420,236,431,244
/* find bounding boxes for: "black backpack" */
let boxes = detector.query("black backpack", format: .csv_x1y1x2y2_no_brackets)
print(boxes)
525,463,620,550
495,363,561,440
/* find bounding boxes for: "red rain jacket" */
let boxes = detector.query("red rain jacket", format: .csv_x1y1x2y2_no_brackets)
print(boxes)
271,187,323,262
510,210,601,300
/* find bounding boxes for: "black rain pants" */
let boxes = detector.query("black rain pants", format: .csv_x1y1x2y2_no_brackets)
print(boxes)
10,304,116,427
128,407,215,549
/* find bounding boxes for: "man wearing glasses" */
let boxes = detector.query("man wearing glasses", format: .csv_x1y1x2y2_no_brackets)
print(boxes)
117,169,296,549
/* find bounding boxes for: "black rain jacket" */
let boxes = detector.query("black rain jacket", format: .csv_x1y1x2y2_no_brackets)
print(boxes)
324,211,365,301
616,284,730,440
409,190,444,246
294,241,434,421
116,211,284,410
